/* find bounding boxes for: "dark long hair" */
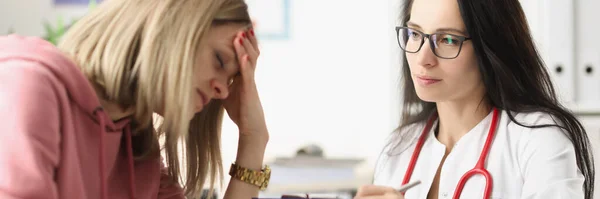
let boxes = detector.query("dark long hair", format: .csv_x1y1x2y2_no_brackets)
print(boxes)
395,0,594,197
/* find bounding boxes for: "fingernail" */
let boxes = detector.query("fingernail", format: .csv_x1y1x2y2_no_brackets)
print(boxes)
239,38,243,45
250,29,255,36
242,32,246,38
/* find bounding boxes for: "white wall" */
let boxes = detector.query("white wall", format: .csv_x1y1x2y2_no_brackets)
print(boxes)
0,0,92,37
219,0,400,190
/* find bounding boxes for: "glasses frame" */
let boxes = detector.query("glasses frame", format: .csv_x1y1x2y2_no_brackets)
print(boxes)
395,26,472,59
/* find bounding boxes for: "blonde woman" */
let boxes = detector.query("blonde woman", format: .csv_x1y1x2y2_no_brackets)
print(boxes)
0,0,271,198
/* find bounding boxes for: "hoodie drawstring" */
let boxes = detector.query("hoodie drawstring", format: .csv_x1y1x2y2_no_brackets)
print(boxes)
124,125,137,199
94,107,137,199
95,108,108,199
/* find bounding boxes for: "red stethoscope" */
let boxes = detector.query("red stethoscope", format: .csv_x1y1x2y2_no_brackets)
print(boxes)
401,107,500,199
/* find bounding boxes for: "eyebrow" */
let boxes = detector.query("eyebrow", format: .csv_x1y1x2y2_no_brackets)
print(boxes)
406,21,468,36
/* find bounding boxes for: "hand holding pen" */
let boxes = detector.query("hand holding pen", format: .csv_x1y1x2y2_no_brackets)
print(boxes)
353,181,421,199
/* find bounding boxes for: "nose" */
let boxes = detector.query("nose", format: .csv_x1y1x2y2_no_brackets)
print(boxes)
210,79,229,99
415,38,438,68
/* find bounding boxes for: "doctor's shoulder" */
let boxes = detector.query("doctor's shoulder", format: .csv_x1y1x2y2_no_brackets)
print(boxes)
504,111,572,142
502,111,576,152
502,110,589,197
504,112,583,170
372,122,424,184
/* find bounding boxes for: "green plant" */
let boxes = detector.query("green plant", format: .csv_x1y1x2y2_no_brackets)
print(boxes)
5,27,15,35
42,0,98,45
43,16,67,45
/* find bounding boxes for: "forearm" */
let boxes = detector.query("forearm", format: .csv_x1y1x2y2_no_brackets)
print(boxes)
223,133,268,199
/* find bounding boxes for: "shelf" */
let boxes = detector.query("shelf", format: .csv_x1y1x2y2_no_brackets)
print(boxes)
565,103,600,116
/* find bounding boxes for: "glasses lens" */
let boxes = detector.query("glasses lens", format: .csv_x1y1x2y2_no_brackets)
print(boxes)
431,33,462,58
397,27,422,53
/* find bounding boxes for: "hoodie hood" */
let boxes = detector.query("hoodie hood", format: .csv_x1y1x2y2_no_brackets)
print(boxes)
0,35,131,130
0,34,136,199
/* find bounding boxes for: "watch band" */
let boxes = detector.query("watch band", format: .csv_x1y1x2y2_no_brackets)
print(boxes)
229,163,271,190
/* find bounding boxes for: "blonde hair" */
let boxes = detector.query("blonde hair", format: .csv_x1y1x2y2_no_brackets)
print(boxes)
58,0,252,197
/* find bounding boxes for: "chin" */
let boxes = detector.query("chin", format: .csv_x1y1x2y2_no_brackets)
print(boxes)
415,90,443,103
417,97,440,103
187,110,198,121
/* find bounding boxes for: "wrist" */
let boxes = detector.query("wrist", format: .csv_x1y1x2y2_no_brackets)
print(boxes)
235,134,268,171
239,129,269,145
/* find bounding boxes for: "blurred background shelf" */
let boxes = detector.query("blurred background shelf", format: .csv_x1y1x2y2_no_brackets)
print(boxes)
258,145,373,199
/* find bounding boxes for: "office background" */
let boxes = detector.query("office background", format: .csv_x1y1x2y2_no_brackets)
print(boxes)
1,0,599,198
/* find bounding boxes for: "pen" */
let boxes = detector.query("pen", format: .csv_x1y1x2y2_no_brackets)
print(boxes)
396,180,421,192
279,181,422,199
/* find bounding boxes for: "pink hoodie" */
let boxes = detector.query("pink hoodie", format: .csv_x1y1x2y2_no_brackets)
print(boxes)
0,35,184,199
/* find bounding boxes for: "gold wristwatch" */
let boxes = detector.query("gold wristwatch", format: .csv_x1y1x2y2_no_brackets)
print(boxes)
229,163,271,190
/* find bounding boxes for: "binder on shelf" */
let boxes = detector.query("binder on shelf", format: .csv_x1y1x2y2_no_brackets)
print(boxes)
520,0,543,47
575,0,600,109
542,0,576,105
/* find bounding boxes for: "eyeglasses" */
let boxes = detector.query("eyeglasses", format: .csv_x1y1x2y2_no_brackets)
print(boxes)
395,26,471,59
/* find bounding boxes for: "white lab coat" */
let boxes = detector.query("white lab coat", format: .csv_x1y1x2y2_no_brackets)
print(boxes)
373,110,585,199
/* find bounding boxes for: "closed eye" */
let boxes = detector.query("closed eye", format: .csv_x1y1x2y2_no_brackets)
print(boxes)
216,53,225,68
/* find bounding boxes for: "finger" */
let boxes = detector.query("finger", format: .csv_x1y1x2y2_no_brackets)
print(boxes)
355,185,397,197
239,55,255,81
241,32,258,63
247,28,260,55
233,32,248,69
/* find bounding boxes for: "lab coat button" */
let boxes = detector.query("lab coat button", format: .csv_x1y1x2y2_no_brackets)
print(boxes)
442,192,448,198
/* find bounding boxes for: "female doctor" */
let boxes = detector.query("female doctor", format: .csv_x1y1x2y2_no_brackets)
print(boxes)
354,0,594,198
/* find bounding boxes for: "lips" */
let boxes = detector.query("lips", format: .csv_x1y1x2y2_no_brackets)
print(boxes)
415,75,441,86
196,89,210,106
